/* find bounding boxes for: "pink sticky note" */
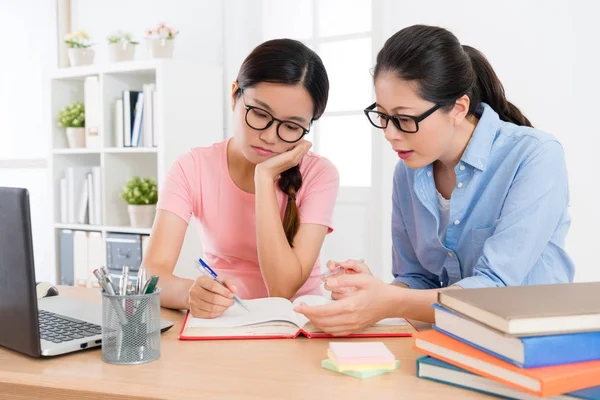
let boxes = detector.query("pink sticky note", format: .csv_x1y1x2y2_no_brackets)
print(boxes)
329,342,395,365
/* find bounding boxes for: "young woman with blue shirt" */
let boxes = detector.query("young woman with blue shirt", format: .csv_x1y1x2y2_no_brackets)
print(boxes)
295,25,574,334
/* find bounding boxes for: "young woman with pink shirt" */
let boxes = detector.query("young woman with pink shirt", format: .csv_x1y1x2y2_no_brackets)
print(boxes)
143,39,339,318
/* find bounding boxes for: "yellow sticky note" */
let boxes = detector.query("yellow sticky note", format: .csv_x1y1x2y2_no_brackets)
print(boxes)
327,349,396,371
321,359,400,379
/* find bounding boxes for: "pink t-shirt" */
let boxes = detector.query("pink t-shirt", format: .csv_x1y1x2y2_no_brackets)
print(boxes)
156,138,340,300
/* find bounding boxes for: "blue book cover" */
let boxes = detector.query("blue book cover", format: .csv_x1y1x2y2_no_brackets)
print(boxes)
416,356,600,399
433,303,600,368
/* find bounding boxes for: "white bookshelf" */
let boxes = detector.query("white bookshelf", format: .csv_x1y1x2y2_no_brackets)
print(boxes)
48,59,223,284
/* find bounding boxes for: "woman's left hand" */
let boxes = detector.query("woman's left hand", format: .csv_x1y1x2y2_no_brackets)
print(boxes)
254,140,312,182
294,274,398,336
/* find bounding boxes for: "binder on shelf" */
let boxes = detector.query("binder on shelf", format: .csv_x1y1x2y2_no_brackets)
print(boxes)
151,90,158,147
73,231,89,287
65,166,93,224
59,178,67,223
114,98,124,147
59,230,74,286
84,76,102,149
142,83,156,147
106,232,142,287
130,92,144,147
87,232,104,288
91,167,102,224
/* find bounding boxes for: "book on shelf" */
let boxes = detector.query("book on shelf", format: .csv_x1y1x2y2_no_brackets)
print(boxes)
122,90,138,147
59,230,74,286
130,92,144,147
59,178,68,223
73,231,89,287
116,86,157,148
180,295,417,340
113,98,124,147
142,83,156,147
61,166,101,226
84,76,101,149
60,229,103,288
151,90,158,146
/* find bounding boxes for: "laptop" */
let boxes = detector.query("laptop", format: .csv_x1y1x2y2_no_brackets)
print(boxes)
0,187,173,357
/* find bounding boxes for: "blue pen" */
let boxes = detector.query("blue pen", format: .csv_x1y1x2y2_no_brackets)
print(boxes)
195,258,251,312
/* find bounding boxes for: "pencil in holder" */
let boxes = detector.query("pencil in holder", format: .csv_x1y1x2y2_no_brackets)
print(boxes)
101,288,161,365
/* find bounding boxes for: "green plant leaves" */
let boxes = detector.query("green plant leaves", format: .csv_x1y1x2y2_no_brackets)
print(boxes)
120,176,158,205
57,101,85,128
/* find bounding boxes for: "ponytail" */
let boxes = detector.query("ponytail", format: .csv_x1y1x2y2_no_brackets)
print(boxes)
278,166,302,247
462,45,532,127
374,25,532,127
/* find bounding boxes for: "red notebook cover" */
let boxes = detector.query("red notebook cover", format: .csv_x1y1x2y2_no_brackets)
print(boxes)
179,310,417,340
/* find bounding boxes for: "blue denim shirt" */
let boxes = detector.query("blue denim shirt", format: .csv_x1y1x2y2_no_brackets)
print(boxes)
391,103,575,289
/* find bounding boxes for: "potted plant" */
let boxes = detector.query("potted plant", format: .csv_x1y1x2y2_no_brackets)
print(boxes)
57,102,86,148
121,176,158,228
107,31,138,62
145,22,178,59
64,30,95,66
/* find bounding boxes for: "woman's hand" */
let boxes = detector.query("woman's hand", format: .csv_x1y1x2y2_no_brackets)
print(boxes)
254,140,312,182
295,274,400,336
323,259,373,300
188,276,238,318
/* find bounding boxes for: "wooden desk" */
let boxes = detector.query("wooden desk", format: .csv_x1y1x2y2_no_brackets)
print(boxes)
0,287,490,400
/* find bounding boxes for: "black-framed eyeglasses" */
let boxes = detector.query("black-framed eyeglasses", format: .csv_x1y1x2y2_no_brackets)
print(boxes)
363,102,443,133
241,91,311,143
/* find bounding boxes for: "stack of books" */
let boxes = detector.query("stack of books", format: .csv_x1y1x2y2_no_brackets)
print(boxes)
413,282,600,398
321,342,399,379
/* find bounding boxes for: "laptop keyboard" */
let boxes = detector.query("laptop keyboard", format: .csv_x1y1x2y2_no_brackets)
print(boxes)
38,310,102,344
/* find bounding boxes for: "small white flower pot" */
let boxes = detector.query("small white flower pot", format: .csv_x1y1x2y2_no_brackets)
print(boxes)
147,38,175,59
65,127,86,148
108,42,136,62
68,47,95,67
127,204,156,228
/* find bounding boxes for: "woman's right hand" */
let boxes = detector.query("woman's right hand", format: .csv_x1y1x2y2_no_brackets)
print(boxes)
188,276,238,318
323,259,373,300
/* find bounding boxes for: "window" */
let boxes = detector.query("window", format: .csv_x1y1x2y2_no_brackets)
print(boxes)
261,0,373,186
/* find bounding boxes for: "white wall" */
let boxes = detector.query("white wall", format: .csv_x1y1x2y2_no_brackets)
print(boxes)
0,0,57,283
0,0,56,161
71,0,264,135
375,0,600,283
71,0,223,66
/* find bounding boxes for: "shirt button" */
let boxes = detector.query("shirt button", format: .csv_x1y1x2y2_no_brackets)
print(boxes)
457,182,463,188
427,171,432,177
453,220,460,225
459,165,465,171
447,252,454,257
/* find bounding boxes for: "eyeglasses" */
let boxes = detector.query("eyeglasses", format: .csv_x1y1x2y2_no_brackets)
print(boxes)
363,102,443,133
241,91,311,143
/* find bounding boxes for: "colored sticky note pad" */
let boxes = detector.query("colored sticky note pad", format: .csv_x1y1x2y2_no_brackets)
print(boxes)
321,359,400,379
328,342,395,365
327,350,397,371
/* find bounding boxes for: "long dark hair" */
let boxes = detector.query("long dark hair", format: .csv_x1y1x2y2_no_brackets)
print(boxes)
235,39,329,246
374,25,532,127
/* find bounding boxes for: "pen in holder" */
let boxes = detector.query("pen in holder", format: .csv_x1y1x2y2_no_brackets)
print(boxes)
101,287,161,365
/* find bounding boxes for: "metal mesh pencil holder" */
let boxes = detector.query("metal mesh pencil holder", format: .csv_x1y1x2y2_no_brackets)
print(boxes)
101,288,161,365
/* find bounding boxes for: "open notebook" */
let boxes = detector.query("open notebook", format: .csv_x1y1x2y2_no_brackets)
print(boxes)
179,295,417,340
